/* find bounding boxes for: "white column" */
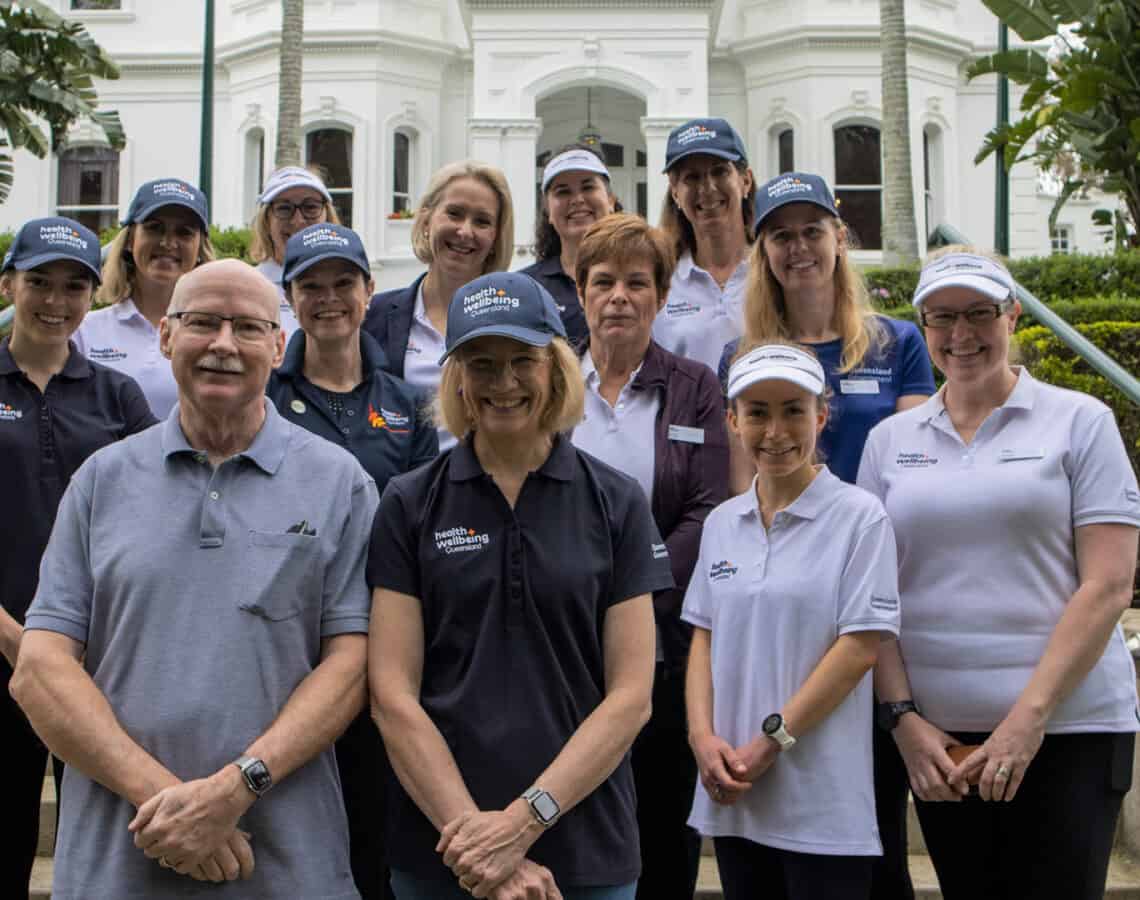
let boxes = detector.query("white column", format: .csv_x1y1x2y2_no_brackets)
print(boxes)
467,117,542,265
640,117,688,226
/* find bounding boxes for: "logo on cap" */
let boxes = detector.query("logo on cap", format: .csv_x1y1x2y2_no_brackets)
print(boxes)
302,226,349,249
675,124,717,146
151,181,196,201
462,285,521,318
767,175,814,200
38,223,88,251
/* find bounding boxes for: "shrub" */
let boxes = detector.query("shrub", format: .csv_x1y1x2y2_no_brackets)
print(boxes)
873,296,1140,329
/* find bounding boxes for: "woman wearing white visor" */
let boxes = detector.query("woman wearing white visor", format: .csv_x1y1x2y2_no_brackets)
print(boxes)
684,343,900,899
858,247,1140,900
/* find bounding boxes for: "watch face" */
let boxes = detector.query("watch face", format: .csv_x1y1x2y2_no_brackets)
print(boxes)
532,792,560,823
246,760,272,794
762,713,782,735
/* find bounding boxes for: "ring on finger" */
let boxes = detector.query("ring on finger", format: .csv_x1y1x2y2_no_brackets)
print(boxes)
159,857,173,869
995,764,1010,780
460,879,475,894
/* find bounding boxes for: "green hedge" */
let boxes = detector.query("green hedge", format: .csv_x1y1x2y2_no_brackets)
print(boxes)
876,295,1140,328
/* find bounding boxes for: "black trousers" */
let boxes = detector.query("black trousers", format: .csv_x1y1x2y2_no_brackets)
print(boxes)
631,664,701,900
870,723,915,900
714,836,872,900
336,709,395,900
915,731,1133,900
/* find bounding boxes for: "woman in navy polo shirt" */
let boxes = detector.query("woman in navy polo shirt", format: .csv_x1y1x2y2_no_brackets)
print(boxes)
368,271,673,900
570,213,729,900
74,179,215,419
0,217,155,897
363,161,514,452
684,343,899,900
519,144,618,346
268,223,437,900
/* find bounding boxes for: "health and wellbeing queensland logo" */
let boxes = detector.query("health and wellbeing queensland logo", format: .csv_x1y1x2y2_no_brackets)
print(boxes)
39,223,88,252
435,525,490,554
895,451,939,469
462,285,520,318
767,175,814,200
367,404,410,434
302,226,349,249
709,560,738,582
675,124,717,146
0,402,23,422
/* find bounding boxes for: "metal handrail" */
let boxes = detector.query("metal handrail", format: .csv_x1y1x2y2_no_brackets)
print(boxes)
0,304,11,334
929,224,1140,407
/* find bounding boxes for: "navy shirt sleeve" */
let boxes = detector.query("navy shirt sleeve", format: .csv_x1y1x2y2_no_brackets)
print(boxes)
893,319,936,397
410,399,439,467
610,479,675,606
118,374,159,435
367,477,422,599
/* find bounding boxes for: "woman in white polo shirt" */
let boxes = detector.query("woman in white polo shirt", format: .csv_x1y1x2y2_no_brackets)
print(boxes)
74,178,215,418
857,247,1140,900
684,343,900,899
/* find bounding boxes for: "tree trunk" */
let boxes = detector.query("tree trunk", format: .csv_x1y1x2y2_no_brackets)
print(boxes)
275,0,304,168
880,0,921,265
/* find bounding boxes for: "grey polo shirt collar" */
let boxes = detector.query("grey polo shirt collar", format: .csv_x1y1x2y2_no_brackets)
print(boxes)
448,432,576,483
160,398,290,475
0,338,93,381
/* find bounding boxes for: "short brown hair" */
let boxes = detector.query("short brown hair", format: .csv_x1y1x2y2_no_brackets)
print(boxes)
574,213,675,298
411,161,515,275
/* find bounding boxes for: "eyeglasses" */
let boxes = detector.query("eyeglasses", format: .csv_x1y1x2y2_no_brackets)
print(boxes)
269,199,326,221
168,311,280,341
462,353,550,381
919,302,1011,329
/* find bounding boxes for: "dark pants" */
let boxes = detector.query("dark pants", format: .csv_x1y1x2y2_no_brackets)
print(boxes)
1,663,62,898
870,723,915,900
631,663,701,900
336,709,394,900
714,836,873,900
915,731,1133,900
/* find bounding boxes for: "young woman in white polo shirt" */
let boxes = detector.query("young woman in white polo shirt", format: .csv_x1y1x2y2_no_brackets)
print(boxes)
857,247,1140,900
684,343,900,899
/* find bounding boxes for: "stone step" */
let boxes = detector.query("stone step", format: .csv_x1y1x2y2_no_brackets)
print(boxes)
37,775,56,857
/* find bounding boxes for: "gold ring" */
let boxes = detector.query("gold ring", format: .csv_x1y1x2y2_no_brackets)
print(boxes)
460,879,475,893
159,857,172,869
995,765,1010,779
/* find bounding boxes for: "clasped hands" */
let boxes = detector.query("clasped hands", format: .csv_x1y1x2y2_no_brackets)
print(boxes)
692,732,780,806
437,802,562,899
128,768,256,883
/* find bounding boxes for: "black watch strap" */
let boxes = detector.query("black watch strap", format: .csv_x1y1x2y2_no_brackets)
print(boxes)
876,699,920,732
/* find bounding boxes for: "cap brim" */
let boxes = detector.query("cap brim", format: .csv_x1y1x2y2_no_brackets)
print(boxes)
438,326,556,366
663,147,744,173
913,274,1011,307
727,366,824,401
754,197,839,234
12,251,102,284
282,251,370,286
128,199,209,232
259,182,333,204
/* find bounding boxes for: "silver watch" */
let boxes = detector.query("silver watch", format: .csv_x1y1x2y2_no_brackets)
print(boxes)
522,786,561,827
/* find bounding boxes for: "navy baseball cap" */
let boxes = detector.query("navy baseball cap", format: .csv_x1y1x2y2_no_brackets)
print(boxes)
663,118,748,172
281,223,371,285
2,217,102,283
753,172,840,235
122,178,209,231
439,272,567,365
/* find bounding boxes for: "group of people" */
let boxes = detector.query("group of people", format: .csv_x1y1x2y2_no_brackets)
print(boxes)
2,114,1138,900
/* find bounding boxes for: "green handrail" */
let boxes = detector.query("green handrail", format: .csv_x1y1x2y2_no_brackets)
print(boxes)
0,305,11,335
929,224,1140,407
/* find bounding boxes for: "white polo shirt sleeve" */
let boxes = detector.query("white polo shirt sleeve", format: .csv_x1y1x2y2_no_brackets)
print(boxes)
680,528,714,631
837,512,900,637
1070,407,1140,527
855,428,886,502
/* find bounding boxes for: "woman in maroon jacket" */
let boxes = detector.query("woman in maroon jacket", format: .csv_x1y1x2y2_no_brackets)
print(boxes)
568,213,730,900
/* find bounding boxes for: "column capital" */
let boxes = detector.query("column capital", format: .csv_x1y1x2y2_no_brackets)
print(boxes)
640,116,690,139
467,118,544,139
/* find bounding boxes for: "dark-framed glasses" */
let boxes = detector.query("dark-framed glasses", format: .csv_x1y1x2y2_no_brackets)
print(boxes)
919,301,1011,329
269,199,326,221
168,311,280,342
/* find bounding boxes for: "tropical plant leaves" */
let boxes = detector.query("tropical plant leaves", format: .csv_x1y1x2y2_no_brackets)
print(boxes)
966,49,1050,83
980,0,1062,40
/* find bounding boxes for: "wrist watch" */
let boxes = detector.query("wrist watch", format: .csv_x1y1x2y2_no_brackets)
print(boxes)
762,713,796,751
876,699,921,732
522,786,561,827
233,755,273,798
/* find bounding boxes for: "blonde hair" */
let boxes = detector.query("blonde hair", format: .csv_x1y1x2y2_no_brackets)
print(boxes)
575,213,675,298
740,217,884,374
97,224,216,305
248,172,341,264
411,161,515,275
437,337,584,439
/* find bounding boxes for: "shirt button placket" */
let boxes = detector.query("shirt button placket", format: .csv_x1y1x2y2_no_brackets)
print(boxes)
508,524,524,615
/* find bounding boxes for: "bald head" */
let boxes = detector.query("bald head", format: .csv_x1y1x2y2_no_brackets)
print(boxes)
168,258,280,322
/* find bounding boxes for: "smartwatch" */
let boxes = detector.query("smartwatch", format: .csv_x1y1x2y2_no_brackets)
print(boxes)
233,755,273,798
875,699,921,732
762,713,796,751
522,786,561,827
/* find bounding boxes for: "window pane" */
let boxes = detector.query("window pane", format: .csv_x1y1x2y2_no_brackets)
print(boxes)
637,182,647,219
536,150,552,168
636,149,647,168
58,146,119,207
72,0,122,8
834,125,881,186
778,129,794,174
601,143,624,168
306,129,352,189
393,131,409,196
330,192,353,229
70,209,118,233
923,131,931,191
836,189,882,250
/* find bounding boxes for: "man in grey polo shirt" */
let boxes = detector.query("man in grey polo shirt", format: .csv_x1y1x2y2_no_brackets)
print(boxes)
12,259,377,899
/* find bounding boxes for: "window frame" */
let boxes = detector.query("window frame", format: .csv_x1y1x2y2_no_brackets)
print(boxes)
55,143,121,234
303,125,354,227
832,122,883,251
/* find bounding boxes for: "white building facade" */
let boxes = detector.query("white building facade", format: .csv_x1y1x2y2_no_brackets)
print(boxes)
1,0,1114,290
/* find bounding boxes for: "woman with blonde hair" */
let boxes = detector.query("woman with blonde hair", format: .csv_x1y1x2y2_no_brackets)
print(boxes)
363,160,514,451
75,178,214,417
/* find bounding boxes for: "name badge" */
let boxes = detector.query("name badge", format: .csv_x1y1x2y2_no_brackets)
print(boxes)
668,424,705,444
839,379,880,395
999,448,1046,462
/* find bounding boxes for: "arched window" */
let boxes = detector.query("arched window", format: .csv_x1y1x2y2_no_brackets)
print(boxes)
56,145,120,233
922,125,944,244
393,129,414,214
244,127,265,220
305,127,353,226
778,128,795,174
833,124,882,250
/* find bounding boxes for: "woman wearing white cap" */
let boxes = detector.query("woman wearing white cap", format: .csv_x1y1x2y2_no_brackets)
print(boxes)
857,246,1140,900
520,143,618,346
684,342,899,900
74,178,216,418
249,165,341,340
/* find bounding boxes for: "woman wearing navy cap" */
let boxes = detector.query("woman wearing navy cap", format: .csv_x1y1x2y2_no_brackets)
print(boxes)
0,217,155,897
653,117,755,375
268,222,436,900
722,170,934,900
363,161,514,452
519,144,618,346
369,271,673,900
75,178,215,418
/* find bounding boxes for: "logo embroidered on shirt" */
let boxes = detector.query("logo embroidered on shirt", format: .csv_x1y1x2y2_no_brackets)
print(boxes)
87,346,129,362
286,520,317,536
895,451,939,469
1127,489,1140,505
0,402,23,421
367,404,410,433
435,526,490,554
665,299,700,318
870,595,899,611
709,560,738,582
652,542,669,560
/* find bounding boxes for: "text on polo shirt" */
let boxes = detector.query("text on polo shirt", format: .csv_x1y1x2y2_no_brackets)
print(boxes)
709,560,738,582
368,404,410,433
895,451,938,469
435,526,491,554
0,402,23,421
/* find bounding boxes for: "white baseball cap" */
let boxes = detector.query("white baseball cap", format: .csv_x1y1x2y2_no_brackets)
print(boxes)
259,166,333,204
727,344,827,401
541,149,611,193
912,252,1015,307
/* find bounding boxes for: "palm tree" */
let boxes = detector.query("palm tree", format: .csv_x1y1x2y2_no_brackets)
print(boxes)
879,0,920,265
274,0,303,167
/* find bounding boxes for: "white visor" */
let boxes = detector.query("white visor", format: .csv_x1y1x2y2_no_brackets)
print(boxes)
727,345,826,401
913,252,1015,307
259,166,333,204
541,149,611,193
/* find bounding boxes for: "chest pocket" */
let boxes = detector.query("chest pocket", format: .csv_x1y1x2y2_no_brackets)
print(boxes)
239,531,320,621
